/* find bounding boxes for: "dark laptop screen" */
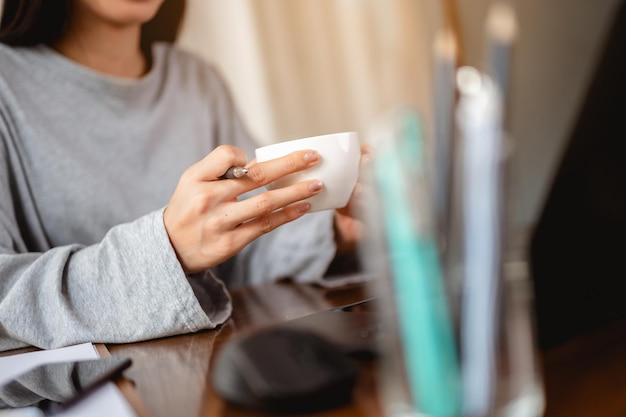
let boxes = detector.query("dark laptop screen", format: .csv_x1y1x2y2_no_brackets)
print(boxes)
530,0,626,349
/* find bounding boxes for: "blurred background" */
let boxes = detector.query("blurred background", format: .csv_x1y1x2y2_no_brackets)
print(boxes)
0,0,616,257
175,0,621,239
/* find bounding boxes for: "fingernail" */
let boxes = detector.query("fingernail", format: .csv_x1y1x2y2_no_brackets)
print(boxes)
309,180,323,192
304,151,319,162
297,203,311,213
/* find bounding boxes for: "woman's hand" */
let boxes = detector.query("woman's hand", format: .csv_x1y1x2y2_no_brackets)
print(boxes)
332,144,373,255
163,145,323,274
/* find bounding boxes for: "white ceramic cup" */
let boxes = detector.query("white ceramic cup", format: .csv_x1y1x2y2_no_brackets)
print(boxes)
255,132,361,212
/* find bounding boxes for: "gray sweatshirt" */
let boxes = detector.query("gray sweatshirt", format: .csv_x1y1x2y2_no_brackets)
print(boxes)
0,43,336,351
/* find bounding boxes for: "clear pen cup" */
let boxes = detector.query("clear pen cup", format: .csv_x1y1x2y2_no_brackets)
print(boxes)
368,256,544,417
360,105,544,417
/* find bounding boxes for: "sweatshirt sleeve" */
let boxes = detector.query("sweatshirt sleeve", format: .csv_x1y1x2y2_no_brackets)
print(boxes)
0,209,231,352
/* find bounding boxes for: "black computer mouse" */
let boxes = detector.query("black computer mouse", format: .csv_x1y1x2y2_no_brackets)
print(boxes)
210,327,359,414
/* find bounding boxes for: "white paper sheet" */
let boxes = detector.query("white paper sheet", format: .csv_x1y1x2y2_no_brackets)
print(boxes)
0,343,136,417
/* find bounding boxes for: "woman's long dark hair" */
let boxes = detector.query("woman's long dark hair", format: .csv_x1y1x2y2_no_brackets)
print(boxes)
0,0,186,49
0,0,73,46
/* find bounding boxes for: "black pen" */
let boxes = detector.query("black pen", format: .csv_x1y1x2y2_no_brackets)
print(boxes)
219,166,248,180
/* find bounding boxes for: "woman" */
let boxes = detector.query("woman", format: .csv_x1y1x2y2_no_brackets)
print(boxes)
0,0,364,350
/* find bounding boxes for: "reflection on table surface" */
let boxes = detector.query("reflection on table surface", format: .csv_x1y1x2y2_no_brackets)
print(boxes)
108,281,382,417
541,315,626,417
111,279,626,417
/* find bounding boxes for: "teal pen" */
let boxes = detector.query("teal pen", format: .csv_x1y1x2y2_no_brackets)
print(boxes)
375,109,461,417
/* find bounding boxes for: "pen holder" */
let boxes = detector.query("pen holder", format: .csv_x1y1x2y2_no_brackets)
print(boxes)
368,254,545,417
361,107,544,417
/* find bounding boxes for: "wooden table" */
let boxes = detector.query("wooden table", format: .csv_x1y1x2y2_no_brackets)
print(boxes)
6,279,626,416
540,316,626,417
107,280,626,417
108,281,384,417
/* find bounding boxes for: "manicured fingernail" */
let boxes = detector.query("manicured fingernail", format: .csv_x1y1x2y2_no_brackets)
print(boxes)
309,180,323,192
297,203,311,213
304,151,319,162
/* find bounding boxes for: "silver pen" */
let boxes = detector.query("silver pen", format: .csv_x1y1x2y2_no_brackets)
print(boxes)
219,166,249,180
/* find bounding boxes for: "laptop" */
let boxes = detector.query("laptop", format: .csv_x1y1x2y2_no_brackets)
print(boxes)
529,0,626,349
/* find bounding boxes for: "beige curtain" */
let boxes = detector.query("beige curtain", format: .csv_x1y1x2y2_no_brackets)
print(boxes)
177,0,441,145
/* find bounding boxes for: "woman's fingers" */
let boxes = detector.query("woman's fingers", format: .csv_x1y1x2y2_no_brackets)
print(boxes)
186,145,249,182
186,147,320,200
223,149,320,197
222,179,323,227
234,201,313,243
180,182,320,272
187,144,319,188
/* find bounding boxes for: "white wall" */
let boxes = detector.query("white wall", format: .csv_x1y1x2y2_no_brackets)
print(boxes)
177,0,435,145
